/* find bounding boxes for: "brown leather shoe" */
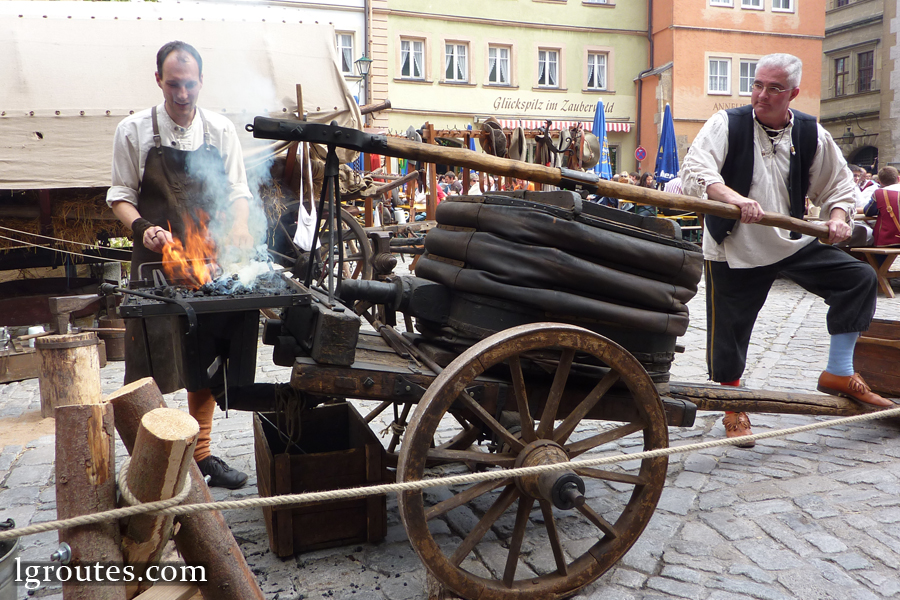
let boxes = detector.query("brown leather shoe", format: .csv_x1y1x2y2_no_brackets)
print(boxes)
722,412,755,448
817,371,894,408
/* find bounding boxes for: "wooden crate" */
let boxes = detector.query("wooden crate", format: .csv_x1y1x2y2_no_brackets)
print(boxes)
855,318,900,398
253,402,387,557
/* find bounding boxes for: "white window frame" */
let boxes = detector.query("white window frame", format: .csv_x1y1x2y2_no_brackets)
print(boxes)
400,38,425,80
583,0,609,3
741,0,762,9
336,33,354,76
537,49,560,88
708,58,731,95
488,45,511,85
710,0,733,6
586,52,607,90
772,0,794,11
739,59,757,95
445,43,468,83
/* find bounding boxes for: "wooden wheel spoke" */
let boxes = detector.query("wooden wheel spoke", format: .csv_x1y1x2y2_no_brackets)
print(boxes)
539,500,568,576
576,503,618,539
459,391,525,453
508,355,537,443
536,348,576,438
450,485,520,566
426,478,512,521
574,467,647,486
425,448,517,468
565,422,644,457
553,370,620,444
503,497,536,587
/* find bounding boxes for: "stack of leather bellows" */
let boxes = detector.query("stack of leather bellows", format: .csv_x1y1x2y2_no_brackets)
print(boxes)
414,190,703,381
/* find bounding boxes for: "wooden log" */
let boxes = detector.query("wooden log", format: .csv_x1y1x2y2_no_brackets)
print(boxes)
360,98,391,115
132,584,200,600
55,402,126,600
122,408,199,598
380,136,831,240
667,381,875,416
107,378,265,600
36,332,101,418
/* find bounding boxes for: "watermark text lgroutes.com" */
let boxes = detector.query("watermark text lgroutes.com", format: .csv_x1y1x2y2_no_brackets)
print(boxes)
15,560,207,591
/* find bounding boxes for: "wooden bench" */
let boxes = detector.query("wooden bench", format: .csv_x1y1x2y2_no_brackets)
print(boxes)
848,247,900,298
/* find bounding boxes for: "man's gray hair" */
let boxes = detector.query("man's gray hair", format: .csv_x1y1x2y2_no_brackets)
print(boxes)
757,53,802,88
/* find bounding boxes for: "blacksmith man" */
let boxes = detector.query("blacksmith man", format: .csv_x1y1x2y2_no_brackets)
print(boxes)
681,52,893,447
106,41,250,488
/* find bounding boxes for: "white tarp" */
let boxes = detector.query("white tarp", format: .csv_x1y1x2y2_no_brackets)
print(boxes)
0,3,362,189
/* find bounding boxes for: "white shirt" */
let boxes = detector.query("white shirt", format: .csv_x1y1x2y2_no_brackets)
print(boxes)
106,103,251,208
681,109,856,268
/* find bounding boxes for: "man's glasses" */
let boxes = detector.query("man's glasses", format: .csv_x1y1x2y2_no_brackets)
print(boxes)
751,82,792,96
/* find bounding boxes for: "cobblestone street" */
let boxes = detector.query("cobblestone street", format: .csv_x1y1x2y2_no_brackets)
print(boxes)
2,273,900,600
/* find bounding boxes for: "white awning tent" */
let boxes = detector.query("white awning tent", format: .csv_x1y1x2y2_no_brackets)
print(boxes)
0,2,362,189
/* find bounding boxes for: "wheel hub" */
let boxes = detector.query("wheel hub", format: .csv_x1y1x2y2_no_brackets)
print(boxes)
514,439,586,510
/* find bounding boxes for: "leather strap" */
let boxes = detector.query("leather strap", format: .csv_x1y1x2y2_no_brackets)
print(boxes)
883,190,900,233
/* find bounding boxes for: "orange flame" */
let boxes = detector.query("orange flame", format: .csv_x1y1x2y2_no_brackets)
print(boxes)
161,210,218,289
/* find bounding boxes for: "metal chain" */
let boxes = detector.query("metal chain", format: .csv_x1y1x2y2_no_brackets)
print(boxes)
1,405,898,543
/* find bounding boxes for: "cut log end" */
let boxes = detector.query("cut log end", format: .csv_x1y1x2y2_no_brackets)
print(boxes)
142,408,201,441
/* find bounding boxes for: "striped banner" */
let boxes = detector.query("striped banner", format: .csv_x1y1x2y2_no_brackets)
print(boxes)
496,119,631,133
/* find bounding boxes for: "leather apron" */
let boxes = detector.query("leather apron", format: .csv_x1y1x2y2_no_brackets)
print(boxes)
124,106,230,393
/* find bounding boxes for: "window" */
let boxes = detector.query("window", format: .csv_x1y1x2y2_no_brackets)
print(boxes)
739,60,757,94
858,50,874,92
834,57,848,96
336,34,353,75
488,46,510,85
710,0,733,5
708,58,730,94
400,39,424,79
836,0,850,6
772,0,793,10
445,44,468,82
587,52,607,90
538,49,559,87
741,0,761,8
584,0,609,3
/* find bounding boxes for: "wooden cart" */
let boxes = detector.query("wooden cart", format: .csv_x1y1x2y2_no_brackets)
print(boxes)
249,119,895,600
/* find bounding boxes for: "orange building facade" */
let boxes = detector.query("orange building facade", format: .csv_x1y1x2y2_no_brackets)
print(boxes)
638,0,824,174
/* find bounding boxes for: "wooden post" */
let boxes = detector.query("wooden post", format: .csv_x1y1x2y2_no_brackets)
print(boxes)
36,332,101,418
122,408,199,598
424,123,438,221
107,379,265,600
55,402,126,600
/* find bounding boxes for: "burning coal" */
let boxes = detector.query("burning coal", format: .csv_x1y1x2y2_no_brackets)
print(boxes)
160,209,277,294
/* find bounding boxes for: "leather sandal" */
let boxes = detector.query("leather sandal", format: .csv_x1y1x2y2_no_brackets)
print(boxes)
817,371,894,408
722,412,755,448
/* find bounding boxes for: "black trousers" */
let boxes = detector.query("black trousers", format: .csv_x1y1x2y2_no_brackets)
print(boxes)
705,241,877,383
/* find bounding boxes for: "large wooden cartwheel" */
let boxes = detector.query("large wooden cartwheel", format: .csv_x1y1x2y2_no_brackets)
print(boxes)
317,208,373,284
397,323,668,600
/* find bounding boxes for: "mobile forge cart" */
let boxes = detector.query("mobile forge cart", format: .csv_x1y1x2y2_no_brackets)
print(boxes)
120,120,892,600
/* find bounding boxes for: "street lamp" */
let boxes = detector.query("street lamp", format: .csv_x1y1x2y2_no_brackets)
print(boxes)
355,55,373,79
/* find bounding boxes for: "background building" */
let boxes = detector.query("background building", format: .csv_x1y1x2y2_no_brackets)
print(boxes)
820,0,890,173
642,0,824,175
369,0,647,174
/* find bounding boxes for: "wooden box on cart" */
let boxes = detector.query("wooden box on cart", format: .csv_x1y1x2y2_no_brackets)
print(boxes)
253,402,388,556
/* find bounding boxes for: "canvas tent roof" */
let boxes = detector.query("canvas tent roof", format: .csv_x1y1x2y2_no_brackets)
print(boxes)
0,3,362,189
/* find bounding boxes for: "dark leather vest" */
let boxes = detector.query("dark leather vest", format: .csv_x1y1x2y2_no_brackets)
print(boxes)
706,105,819,244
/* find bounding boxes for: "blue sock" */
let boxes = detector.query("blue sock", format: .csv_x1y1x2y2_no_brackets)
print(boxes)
825,332,859,377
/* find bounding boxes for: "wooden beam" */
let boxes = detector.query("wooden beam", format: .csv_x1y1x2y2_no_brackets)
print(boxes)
107,379,266,600
132,584,200,600
122,408,199,598
55,402,126,600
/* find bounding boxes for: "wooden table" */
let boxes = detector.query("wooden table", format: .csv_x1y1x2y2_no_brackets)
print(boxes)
848,247,900,298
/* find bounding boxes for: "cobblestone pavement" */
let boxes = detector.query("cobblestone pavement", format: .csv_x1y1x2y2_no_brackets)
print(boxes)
2,274,900,600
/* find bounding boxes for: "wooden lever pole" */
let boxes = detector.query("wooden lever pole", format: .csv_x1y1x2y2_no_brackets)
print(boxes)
380,136,831,240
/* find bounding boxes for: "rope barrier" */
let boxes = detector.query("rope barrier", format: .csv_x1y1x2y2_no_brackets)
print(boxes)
0,225,133,253
0,234,130,264
1,405,898,543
